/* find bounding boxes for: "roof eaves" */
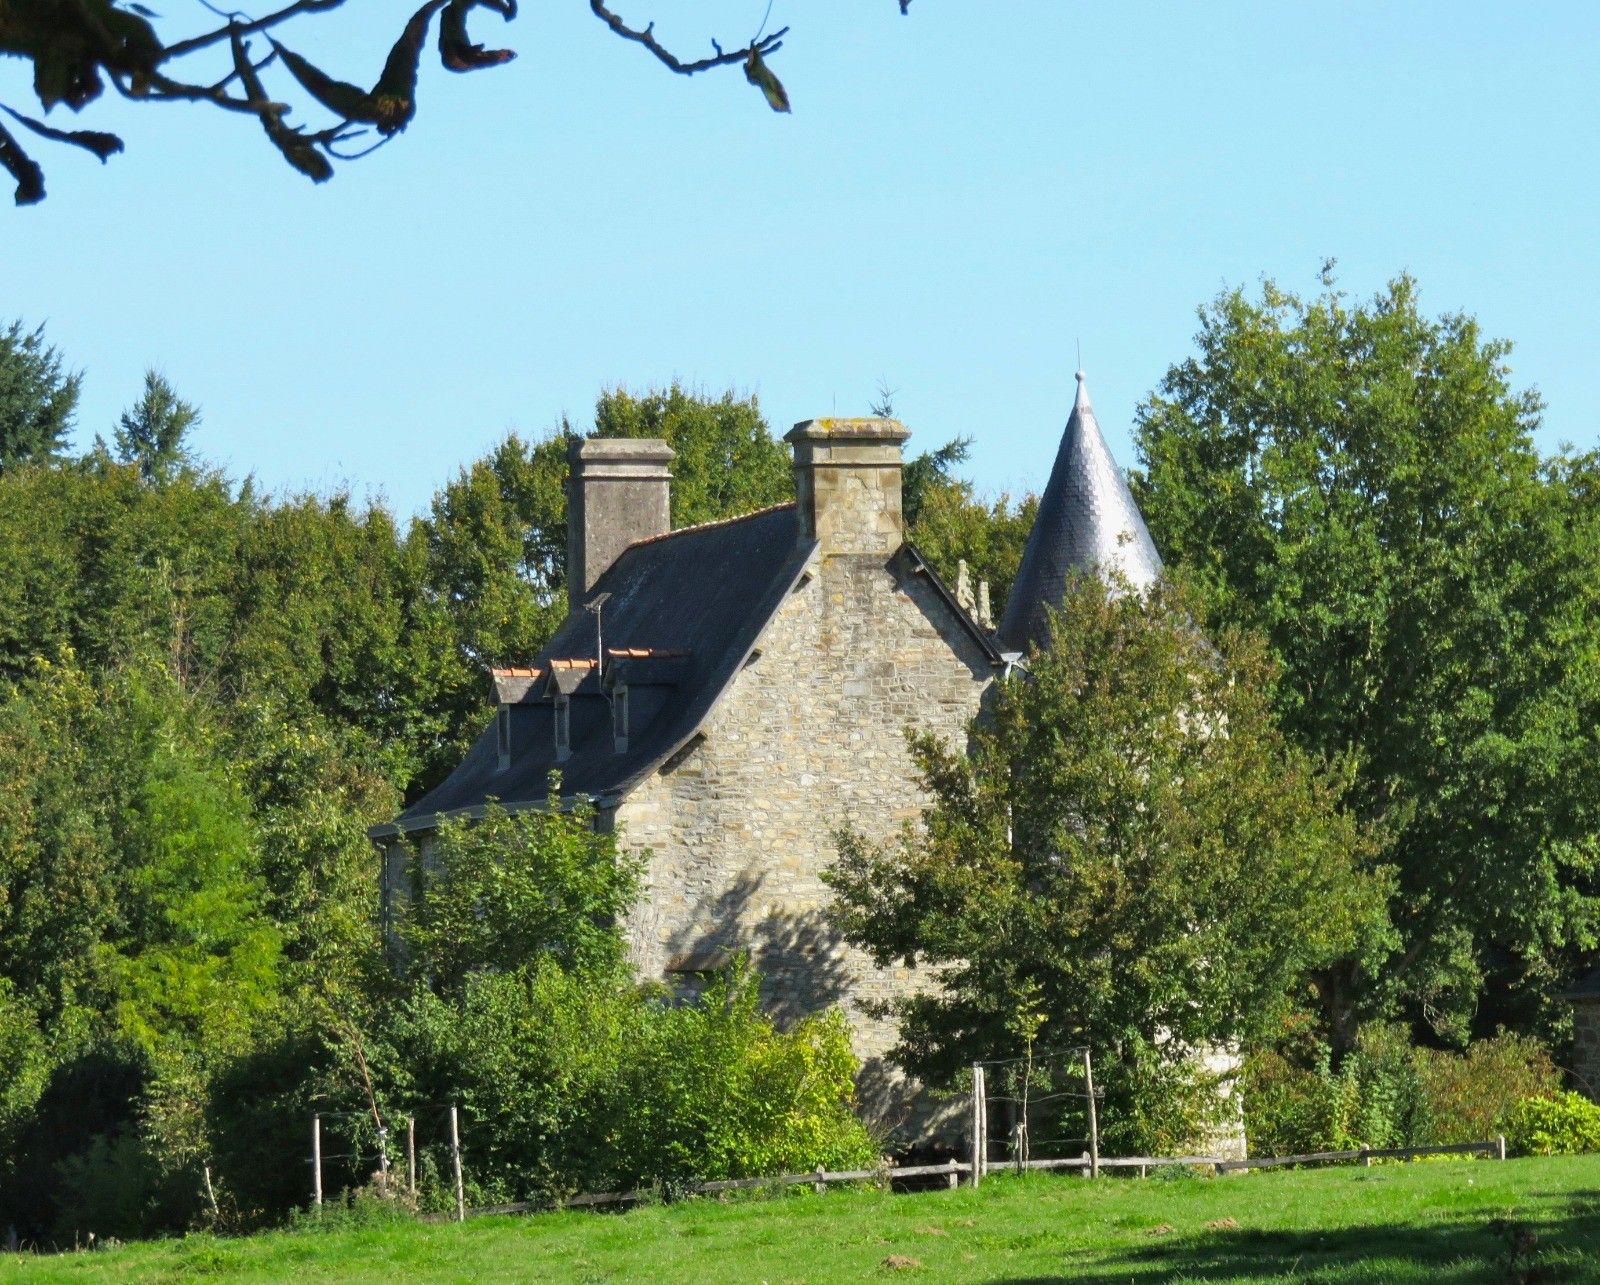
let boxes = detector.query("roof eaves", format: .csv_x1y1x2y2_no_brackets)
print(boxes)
367,790,601,841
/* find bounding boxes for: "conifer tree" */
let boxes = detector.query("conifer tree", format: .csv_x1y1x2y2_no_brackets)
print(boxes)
112,369,201,484
0,320,78,473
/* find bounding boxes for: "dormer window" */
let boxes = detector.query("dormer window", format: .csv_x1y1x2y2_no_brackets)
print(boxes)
496,704,511,772
612,683,629,753
554,694,571,762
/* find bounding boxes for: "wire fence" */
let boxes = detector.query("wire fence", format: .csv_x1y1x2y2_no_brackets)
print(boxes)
971,1046,1101,1182
302,1069,1511,1225
311,1104,466,1219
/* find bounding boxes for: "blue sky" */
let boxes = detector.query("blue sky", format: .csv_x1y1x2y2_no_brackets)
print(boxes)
5,2,1597,516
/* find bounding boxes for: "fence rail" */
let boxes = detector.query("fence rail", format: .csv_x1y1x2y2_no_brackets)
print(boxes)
981,1139,1507,1177
1213,1138,1506,1172
562,1160,971,1209
430,1138,1507,1220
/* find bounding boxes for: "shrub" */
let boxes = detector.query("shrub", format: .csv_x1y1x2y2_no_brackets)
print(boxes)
1414,1033,1559,1144
1503,1091,1600,1157
400,800,641,988
1244,1024,1560,1156
1243,1042,1363,1156
372,956,877,1205
598,963,878,1187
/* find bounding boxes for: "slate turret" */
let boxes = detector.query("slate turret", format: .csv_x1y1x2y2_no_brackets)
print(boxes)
999,370,1163,653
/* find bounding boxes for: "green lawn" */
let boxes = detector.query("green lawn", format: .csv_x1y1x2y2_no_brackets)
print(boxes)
8,1155,1600,1283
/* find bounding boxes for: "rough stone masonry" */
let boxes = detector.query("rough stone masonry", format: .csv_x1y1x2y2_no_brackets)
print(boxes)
373,377,1201,1139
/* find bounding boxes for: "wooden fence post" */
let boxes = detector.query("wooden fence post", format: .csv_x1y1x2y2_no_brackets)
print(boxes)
1497,1135,1507,1162
407,1116,417,1197
1083,1050,1099,1180
813,1165,826,1195
449,1106,466,1223
312,1114,323,1210
972,1062,985,1184
970,1064,986,1189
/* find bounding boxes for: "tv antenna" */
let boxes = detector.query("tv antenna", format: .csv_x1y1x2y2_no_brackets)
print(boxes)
584,592,612,684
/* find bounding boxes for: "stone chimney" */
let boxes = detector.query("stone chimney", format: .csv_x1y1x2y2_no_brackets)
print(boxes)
784,418,910,557
567,438,674,612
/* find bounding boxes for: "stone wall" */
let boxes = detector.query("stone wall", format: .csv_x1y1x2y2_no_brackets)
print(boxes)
1574,1001,1600,1101
617,545,995,1136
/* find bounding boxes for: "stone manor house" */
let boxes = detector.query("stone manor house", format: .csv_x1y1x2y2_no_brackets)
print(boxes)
371,374,1164,1127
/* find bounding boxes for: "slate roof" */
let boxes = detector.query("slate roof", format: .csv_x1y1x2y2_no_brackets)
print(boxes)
373,504,815,837
999,371,1164,654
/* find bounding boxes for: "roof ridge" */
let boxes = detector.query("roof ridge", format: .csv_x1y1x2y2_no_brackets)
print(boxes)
626,501,797,550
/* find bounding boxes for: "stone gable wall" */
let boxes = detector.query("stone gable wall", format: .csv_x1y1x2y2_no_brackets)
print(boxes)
1574,1001,1600,1102
616,546,994,1134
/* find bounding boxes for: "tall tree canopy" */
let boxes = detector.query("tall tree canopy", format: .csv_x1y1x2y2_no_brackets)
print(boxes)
0,345,1026,1236
1132,272,1600,1048
108,369,200,483
0,319,78,472
827,575,1379,1151
0,1,913,205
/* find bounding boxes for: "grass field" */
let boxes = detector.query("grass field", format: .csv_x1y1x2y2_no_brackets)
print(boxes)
8,1155,1600,1283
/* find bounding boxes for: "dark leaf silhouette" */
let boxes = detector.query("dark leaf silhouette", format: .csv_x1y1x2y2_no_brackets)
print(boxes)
268,39,382,123
231,26,332,183
373,0,449,135
439,0,517,73
2,106,123,163
744,47,790,113
0,119,45,204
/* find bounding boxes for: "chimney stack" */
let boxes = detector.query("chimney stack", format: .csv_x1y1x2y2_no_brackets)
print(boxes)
784,418,910,557
567,438,674,612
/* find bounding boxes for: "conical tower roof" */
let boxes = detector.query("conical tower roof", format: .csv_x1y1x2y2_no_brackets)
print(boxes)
999,371,1163,653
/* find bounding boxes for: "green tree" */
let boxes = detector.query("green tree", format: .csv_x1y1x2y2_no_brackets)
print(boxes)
110,369,201,484
0,320,79,472
1132,272,1600,1046
902,434,971,527
399,797,641,992
907,479,1036,611
592,384,793,528
0,659,292,1240
827,574,1381,1152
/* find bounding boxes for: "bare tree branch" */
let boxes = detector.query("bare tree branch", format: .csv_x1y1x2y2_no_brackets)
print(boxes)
161,0,348,62
588,1,786,76
4,0,878,203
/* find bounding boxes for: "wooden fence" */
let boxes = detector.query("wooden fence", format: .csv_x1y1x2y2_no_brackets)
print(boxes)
975,1137,1506,1178
1213,1138,1507,1172
426,1137,1508,1221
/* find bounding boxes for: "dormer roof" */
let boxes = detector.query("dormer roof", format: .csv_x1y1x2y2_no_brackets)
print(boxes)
999,371,1163,653
374,503,816,836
